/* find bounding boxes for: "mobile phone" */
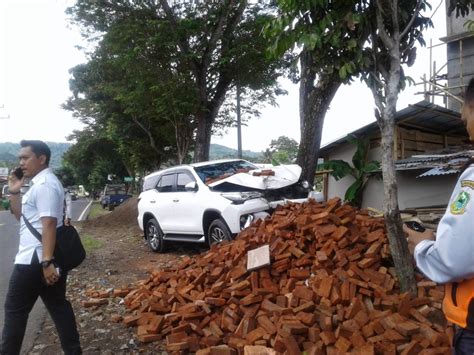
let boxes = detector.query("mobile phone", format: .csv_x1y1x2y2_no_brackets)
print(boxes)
13,167,24,180
404,221,426,233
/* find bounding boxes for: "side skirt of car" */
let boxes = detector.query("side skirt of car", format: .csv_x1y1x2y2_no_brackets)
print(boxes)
161,234,206,243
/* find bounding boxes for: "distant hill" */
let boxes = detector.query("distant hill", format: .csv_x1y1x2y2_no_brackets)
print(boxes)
0,142,262,170
0,142,72,169
209,144,263,161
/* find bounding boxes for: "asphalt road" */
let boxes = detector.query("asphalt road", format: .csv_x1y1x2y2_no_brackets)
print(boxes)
0,198,91,353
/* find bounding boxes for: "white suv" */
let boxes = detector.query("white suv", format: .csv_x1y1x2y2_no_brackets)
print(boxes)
137,159,314,252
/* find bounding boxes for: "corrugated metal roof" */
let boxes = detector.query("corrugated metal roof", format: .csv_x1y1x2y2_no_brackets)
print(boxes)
320,100,465,156
418,167,459,177
394,151,474,178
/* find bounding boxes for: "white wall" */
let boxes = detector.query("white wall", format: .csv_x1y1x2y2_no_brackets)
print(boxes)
325,142,457,210
326,143,357,200
362,171,457,210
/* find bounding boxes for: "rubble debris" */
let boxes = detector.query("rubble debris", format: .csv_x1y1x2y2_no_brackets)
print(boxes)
96,198,452,353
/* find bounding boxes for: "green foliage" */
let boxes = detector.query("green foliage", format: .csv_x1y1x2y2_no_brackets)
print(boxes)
67,1,289,163
466,19,474,31
80,233,104,253
319,160,354,180
87,202,110,220
447,0,474,17
55,165,77,187
266,0,372,83
270,136,299,161
318,135,379,207
62,130,129,193
262,135,299,164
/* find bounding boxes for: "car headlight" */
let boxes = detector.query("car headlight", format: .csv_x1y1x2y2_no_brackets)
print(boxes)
221,191,263,204
301,180,310,189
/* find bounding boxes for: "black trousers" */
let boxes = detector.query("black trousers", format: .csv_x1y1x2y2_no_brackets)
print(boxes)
454,326,474,355
0,254,81,355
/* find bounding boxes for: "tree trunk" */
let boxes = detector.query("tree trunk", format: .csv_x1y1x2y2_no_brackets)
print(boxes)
378,117,417,294
297,50,341,183
194,110,214,162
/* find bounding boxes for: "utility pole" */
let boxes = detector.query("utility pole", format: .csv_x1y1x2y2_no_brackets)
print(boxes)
236,85,242,159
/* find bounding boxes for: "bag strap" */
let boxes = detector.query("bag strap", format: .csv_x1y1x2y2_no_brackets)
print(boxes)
22,214,43,243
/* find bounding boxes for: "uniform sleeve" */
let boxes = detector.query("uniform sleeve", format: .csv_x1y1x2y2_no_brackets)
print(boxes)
35,183,63,220
414,172,474,284
65,193,72,219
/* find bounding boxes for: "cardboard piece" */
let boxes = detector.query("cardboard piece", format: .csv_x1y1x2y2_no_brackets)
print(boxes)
247,245,270,271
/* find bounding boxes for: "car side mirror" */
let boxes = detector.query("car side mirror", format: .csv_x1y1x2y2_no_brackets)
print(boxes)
185,181,198,191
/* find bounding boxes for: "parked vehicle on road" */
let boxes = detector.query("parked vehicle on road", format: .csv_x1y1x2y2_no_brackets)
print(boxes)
137,159,318,252
100,184,132,211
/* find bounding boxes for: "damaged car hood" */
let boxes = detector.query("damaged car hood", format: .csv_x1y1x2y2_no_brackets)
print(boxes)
209,164,302,191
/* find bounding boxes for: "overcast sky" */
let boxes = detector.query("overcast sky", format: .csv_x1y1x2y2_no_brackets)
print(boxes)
0,0,450,152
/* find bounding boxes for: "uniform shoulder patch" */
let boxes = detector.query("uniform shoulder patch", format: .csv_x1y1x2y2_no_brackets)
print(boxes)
461,180,474,189
451,191,471,215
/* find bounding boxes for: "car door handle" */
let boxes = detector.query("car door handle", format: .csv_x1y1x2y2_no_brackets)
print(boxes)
173,199,179,202
150,200,156,203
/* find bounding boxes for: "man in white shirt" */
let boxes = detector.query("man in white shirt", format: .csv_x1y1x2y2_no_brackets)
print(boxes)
404,79,474,354
0,140,81,355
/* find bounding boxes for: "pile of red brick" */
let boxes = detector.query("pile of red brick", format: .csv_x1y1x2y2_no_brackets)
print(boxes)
108,198,452,354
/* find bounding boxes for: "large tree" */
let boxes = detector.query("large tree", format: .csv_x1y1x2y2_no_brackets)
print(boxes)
67,0,287,163
270,0,471,292
362,0,472,293
64,10,196,168
267,1,374,183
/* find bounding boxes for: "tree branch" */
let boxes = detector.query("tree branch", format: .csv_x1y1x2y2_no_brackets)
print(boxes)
391,0,399,36
376,0,395,49
159,0,198,72
400,0,422,40
131,115,160,154
201,0,234,70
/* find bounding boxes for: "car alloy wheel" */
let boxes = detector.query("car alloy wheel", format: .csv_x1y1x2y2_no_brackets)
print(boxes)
208,218,232,247
146,218,164,253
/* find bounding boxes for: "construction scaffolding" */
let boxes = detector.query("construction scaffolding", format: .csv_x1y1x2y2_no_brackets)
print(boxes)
416,9,474,111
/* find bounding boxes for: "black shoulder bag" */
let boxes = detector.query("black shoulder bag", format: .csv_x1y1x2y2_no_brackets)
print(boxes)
22,215,86,272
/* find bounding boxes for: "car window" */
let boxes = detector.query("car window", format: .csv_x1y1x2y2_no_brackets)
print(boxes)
157,174,175,193
176,173,194,192
105,186,128,195
193,160,258,183
143,175,160,191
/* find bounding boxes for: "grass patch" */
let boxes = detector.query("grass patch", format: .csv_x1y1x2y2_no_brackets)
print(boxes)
87,202,109,219
81,234,104,253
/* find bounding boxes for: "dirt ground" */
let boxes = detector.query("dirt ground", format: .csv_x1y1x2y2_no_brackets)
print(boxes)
28,198,207,355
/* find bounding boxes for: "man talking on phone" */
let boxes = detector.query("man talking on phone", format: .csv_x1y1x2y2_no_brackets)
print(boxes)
0,140,81,355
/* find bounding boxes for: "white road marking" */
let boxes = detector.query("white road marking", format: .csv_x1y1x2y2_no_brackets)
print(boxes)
78,200,93,221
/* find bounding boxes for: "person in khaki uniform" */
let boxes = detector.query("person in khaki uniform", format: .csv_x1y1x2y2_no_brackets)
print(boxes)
404,78,474,354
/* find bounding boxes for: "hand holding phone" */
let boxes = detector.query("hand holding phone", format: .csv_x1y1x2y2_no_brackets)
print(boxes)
8,166,24,196
13,167,24,180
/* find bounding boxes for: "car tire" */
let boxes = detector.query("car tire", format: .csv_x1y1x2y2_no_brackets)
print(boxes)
108,204,114,211
208,218,232,247
145,218,165,253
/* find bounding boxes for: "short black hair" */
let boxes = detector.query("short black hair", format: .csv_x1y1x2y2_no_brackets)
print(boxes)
20,140,51,166
466,78,474,103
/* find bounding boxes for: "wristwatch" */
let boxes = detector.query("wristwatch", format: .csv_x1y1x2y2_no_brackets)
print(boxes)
41,259,55,268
